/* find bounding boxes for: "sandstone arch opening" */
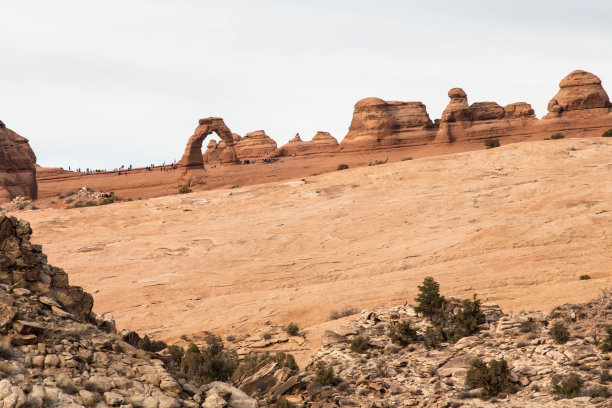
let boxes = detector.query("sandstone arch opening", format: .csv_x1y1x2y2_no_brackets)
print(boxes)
178,117,239,170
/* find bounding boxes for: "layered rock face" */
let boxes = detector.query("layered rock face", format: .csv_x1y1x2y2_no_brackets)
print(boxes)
340,70,612,149
0,214,258,407
546,70,611,118
0,121,37,203
433,88,537,143
273,131,339,157
339,98,436,151
234,130,277,159
0,216,93,319
178,117,239,170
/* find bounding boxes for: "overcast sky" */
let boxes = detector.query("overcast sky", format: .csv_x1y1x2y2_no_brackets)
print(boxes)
1,1,611,169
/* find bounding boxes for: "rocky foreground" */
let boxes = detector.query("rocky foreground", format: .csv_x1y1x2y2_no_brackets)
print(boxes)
1,214,611,407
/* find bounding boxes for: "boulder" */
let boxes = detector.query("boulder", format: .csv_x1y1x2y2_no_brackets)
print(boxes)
469,102,505,121
339,98,436,151
503,102,536,119
235,130,277,159
546,70,611,117
273,131,339,157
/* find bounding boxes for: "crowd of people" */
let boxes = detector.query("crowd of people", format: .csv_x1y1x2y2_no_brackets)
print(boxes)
64,161,179,174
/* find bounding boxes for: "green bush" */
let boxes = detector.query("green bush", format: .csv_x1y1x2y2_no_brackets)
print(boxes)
285,322,299,336
350,336,370,354
337,164,349,171
484,138,500,149
465,358,514,398
388,321,418,346
315,366,335,385
414,276,446,318
601,326,612,352
180,336,238,385
178,186,192,194
550,322,570,344
232,351,299,382
519,318,539,333
550,133,565,139
423,326,443,350
167,345,184,365
446,295,486,342
579,274,591,280
551,373,583,399
330,307,358,320
141,335,167,352
603,129,612,137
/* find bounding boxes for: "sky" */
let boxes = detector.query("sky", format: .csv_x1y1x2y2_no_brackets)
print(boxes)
1,0,611,169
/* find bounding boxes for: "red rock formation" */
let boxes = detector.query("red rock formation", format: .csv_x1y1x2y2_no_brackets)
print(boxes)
433,87,538,143
273,131,339,157
178,117,239,169
338,98,436,151
234,130,277,159
545,70,611,118
0,121,37,203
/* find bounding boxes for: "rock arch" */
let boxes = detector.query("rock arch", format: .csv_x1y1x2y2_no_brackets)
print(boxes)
178,117,238,169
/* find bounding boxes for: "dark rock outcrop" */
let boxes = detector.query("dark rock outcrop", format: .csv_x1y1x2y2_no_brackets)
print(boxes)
0,122,37,203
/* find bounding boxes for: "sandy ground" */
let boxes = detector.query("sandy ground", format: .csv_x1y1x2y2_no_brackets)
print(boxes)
14,137,612,364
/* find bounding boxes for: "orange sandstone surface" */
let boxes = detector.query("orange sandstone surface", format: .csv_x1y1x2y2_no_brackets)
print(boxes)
16,138,612,356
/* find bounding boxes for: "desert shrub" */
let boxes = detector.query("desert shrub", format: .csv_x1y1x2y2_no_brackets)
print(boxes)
285,322,299,336
414,276,446,318
603,129,612,137
350,336,370,354
337,164,349,171
446,295,486,342
273,351,299,372
579,274,591,280
465,358,514,398
167,345,184,365
226,334,236,342
601,326,612,352
519,318,539,333
550,133,565,139
178,186,192,194
180,336,238,385
263,332,272,340
274,398,297,408
484,138,500,149
550,322,570,344
141,335,167,352
99,197,115,205
232,351,298,382
551,373,583,398
56,374,78,394
585,385,609,398
330,307,358,320
388,321,418,346
423,326,443,350
315,365,335,385
0,337,13,359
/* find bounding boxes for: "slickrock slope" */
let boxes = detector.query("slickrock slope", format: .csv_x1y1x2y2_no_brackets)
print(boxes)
0,121,37,203
273,132,339,157
0,214,258,407
15,138,612,350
